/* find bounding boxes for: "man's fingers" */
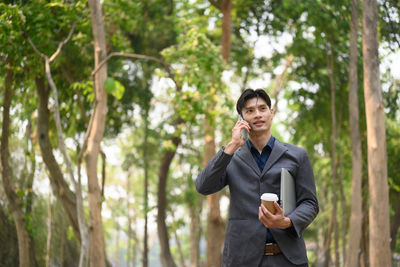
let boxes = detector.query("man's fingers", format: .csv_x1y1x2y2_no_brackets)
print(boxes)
262,204,274,217
258,206,270,228
273,201,283,215
237,120,250,130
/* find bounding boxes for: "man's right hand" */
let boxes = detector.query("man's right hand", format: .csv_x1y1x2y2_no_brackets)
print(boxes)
224,119,250,155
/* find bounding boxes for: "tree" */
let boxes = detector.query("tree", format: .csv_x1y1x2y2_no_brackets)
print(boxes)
1,60,31,267
86,0,108,265
327,38,340,267
159,25,225,267
344,0,363,266
205,2,233,265
362,0,392,265
23,20,91,266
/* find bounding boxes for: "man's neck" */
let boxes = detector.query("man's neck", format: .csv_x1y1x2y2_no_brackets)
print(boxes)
249,131,271,153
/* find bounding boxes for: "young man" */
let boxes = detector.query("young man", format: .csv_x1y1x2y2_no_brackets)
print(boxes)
196,89,319,266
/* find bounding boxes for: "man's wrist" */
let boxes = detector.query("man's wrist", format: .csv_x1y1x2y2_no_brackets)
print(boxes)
283,217,292,229
224,140,241,155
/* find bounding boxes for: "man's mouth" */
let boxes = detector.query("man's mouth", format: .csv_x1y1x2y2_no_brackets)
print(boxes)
254,121,264,127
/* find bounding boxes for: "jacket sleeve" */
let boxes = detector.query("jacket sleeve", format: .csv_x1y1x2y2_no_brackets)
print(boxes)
195,147,232,195
287,149,319,238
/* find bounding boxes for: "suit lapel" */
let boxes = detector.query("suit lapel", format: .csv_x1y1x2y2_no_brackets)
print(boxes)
261,140,287,177
236,144,261,176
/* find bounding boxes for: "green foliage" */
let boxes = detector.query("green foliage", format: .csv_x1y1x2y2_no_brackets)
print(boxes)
161,24,226,124
379,0,400,51
105,77,125,100
71,80,94,102
0,4,25,60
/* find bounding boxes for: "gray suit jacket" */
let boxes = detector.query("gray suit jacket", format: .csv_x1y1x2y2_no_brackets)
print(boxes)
196,139,319,266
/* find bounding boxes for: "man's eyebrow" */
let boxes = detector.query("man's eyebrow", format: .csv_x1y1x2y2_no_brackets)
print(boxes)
244,104,267,109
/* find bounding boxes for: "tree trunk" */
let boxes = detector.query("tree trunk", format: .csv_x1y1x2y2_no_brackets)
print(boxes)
315,227,325,267
87,0,108,266
127,173,132,267
1,60,31,267
362,0,392,266
25,119,36,216
157,128,182,267
327,46,339,267
155,71,185,267
205,1,232,266
338,153,347,264
143,109,150,267
345,0,363,266
203,120,226,267
221,0,232,62
206,192,225,267
35,77,81,241
25,119,39,267
272,54,294,112
173,229,187,267
189,204,202,267
60,215,65,267
0,204,19,267
360,173,369,267
323,204,334,267
46,197,53,267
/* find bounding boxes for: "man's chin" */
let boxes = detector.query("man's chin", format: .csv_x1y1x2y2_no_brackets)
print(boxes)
250,128,269,135
252,126,267,131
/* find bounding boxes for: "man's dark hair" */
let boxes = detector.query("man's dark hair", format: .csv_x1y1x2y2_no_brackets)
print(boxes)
236,88,271,115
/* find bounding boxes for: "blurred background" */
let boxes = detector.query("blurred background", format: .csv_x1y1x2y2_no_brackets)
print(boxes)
0,0,399,266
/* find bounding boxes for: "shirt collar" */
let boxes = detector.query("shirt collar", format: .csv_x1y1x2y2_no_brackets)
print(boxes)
247,136,275,154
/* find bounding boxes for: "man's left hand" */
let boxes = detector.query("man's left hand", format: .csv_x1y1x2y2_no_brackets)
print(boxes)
258,201,292,229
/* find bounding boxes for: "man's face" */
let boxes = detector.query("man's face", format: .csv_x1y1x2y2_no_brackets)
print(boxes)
242,97,274,134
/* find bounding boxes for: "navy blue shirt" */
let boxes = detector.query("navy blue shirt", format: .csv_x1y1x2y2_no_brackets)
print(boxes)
247,136,276,243
246,136,275,172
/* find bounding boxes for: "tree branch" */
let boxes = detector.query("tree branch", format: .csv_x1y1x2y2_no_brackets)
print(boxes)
21,23,75,62
21,21,77,186
21,29,47,59
272,54,294,112
49,24,76,62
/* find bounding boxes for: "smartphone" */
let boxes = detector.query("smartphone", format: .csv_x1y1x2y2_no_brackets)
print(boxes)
238,115,249,141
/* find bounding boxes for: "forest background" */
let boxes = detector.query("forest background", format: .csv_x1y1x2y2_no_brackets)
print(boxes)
0,0,399,267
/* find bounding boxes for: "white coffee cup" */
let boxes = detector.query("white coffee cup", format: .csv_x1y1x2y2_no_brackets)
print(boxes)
260,193,278,214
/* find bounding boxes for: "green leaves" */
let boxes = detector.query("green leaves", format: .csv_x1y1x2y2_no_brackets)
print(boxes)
104,77,125,100
0,4,25,60
71,80,94,102
161,25,226,123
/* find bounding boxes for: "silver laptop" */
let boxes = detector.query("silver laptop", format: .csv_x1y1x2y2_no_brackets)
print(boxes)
280,168,296,215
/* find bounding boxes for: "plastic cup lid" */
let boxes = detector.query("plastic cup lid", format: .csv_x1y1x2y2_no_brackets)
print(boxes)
260,193,278,201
